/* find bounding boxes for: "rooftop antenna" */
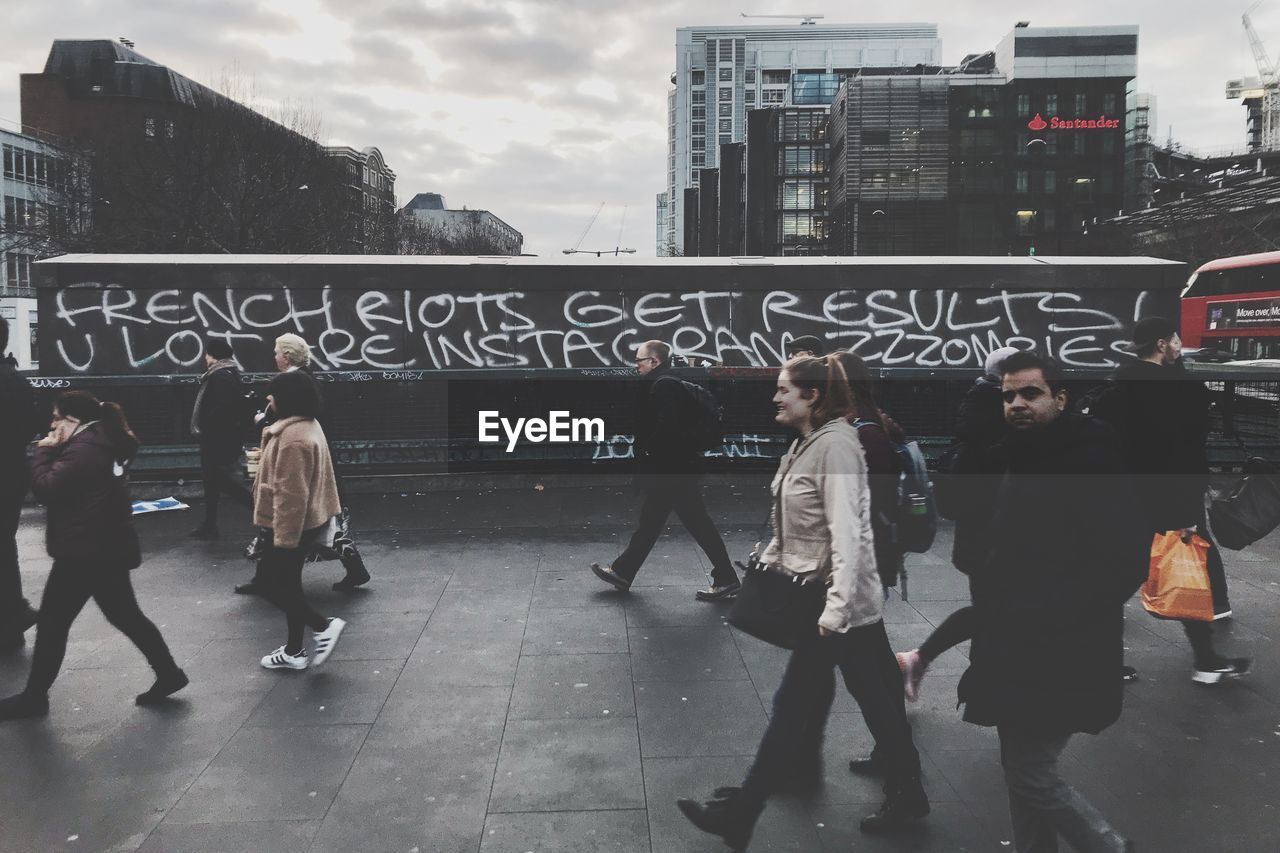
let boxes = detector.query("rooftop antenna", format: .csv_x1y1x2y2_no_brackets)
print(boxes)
740,13,825,25
119,37,135,48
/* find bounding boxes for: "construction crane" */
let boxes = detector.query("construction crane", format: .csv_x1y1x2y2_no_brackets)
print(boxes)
1228,3,1280,151
562,202,636,256
740,12,824,25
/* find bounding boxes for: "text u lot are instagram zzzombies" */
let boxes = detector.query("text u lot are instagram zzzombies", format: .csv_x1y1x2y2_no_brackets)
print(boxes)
477,411,605,452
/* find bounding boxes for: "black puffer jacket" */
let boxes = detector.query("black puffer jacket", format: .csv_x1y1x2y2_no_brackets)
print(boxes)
1106,358,1211,532
0,356,39,498
959,414,1148,735
30,424,141,569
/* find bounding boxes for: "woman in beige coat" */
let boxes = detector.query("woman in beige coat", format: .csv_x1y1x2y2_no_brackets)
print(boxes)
678,355,927,850
252,371,346,671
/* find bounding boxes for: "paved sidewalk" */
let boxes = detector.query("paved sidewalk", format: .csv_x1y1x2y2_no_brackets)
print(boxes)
2,478,1278,852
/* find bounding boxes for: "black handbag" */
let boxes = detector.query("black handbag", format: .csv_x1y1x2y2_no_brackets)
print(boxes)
727,435,829,649
1209,456,1280,550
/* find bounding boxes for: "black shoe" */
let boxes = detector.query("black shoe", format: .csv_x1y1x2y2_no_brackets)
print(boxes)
136,669,190,706
1192,657,1252,685
234,580,262,595
1121,665,1139,682
188,525,219,540
332,568,371,592
590,563,631,592
849,752,887,777
859,776,930,834
0,692,49,721
676,786,763,852
695,580,742,601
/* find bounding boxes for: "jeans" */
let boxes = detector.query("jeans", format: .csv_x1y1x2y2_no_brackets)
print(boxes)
998,725,1129,853
742,620,921,802
27,559,178,695
199,444,253,527
1,486,36,639
258,536,330,654
612,478,736,586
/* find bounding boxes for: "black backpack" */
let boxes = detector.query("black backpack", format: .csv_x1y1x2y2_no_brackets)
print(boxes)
660,377,724,453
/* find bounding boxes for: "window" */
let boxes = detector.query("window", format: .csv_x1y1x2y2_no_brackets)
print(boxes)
1017,133,1030,155
861,129,890,147
718,119,732,133
692,105,705,119
691,70,705,85
1072,176,1095,202
144,117,156,137
762,89,785,104
1043,209,1057,231
1046,134,1058,156
3,252,32,289
1073,134,1086,155
691,121,706,135
779,146,825,175
1103,93,1117,114
719,87,733,103
745,69,756,83
745,90,755,104
719,68,733,81
1016,171,1029,193
959,128,998,153
1100,170,1114,192
1015,210,1037,236
692,90,705,104
1102,134,1116,155
779,180,817,210
1044,171,1056,193
1017,94,1031,117
692,151,704,167
719,134,732,146
1046,94,1058,115
1074,93,1087,115
3,196,34,228
762,70,790,85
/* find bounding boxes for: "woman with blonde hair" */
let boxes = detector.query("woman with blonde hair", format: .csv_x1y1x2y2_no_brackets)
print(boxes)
678,355,927,849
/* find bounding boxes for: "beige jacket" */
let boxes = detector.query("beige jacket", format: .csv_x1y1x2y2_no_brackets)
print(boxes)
252,416,341,549
759,418,883,633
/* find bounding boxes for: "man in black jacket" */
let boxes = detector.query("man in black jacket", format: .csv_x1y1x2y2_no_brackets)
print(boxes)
961,351,1147,853
189,338,253,539
1,318,41,651
1099,317,1250,684
590,340,739,601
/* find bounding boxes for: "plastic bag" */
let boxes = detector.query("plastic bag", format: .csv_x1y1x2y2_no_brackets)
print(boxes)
1141,532,1214,622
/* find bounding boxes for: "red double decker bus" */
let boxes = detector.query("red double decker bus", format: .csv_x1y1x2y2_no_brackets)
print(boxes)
1182,251,1280,360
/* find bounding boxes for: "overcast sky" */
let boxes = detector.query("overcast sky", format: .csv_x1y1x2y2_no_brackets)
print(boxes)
0,0,1273,256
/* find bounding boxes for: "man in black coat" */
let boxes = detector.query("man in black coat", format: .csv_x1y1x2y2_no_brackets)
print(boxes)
960,351,1147,853
590,340,739,601
189,338,253,539
1098,316,1250,684
0,317,41,651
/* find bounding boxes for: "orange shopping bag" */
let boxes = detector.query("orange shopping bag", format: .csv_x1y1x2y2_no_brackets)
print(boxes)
1141,532,1214,621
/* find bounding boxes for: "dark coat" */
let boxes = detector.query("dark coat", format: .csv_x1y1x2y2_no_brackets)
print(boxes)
193,361,246,457
1106,359,1211,532
949,376,1008,575
0,356,40,499
633,366,700,481
30,424,141,569
959,413,1148,735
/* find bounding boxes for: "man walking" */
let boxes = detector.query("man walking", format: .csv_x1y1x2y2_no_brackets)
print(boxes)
961,351,1147,853
591,340,739,601
189,338,254,539
1,317,40,651
1096,317,1250,684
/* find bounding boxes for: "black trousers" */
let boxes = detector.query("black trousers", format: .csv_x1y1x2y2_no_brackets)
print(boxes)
742,620,921,802
258,538,329,654
1,485,36,639
611,478,736,586
199,444,253,527
26,559,177,695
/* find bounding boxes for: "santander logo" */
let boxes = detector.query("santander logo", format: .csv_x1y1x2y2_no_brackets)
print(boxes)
1027,112,1120,131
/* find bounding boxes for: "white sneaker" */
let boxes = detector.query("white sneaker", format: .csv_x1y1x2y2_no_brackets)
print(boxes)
261,645,308,671
310,618,347,667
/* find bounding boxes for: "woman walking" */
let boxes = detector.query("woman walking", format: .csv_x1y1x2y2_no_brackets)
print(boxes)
678,356,927,850
251,370,347,671
0,391,187,720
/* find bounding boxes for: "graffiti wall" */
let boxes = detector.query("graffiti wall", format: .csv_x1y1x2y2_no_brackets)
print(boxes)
37,257,1184,375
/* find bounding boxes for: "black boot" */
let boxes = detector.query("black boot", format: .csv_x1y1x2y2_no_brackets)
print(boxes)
677,786,763,852
136,668,190,706
0,691,50,721
860,774,929,834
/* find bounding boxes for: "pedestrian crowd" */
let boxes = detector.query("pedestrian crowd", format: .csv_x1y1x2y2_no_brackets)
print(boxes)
0,314,1259,852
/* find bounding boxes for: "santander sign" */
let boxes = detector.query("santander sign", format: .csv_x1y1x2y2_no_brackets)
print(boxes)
1028,112,1120,131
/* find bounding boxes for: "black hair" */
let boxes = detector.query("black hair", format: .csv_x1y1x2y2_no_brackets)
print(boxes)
1000,350,1067,395
55,390,140,461
786,335,825,357
205,338,234,360
268,370,323,419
